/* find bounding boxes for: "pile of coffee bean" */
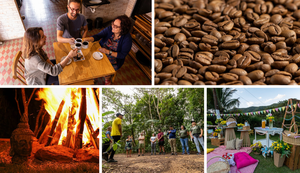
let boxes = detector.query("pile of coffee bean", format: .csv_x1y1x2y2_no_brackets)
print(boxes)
154,0,300,85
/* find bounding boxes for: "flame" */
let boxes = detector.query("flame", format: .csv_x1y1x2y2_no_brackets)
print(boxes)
36,88,99,147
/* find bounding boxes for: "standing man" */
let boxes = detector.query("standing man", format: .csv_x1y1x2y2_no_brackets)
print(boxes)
167,126,177,155
138,132,145,156
107,113,123,163
190,120,204,155
57,0,88,44
102,126,112,161
157,129,165,155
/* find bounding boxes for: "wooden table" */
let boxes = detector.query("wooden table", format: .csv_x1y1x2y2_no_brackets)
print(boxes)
224,127,236,146
53,42,116,85
237,129,251,147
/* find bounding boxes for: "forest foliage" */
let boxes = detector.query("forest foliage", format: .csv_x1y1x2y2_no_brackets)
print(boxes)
102,88,204,153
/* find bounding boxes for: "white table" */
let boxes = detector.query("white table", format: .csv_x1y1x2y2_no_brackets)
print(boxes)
253,127,283,147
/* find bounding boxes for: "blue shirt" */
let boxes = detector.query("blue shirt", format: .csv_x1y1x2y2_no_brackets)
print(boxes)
92,26,132,69
168,129,176,139
105,131,111,139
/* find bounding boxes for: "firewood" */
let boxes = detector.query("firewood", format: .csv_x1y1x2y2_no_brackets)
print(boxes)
75,88,86,149
85,116,97,149
38,119,51,144
34,101,45,137
45,100,65,146
65,89,79,148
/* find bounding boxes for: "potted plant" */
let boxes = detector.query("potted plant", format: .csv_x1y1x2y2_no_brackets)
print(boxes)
213,132,218,138
215,127,222,139
251,142,262,155
237,123,244,130
266,113,275,129
269,140,292,167
221,120,227,127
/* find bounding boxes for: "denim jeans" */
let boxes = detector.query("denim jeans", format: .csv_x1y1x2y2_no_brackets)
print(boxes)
180,138,189,154
193,136,204,153
151,142,156,154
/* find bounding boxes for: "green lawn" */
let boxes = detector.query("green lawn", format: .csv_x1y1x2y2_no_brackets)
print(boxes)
207,133,297,173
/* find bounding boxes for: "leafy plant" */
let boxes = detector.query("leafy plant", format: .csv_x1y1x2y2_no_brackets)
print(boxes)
207,121,213,125
270,140,292,158
215,118,223,124
237,123,244,127
215,127,222,133
221,121,227,125
251,142,262,152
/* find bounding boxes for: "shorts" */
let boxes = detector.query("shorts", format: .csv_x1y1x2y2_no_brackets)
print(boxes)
158,140,164,146
139,143,145,149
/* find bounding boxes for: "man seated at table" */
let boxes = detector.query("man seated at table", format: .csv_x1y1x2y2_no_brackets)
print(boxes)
57,0,88,44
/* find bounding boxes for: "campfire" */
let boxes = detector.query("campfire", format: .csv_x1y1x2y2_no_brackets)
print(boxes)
36,88,99,149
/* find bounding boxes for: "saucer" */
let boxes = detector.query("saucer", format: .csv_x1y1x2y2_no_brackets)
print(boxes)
93,52,103,60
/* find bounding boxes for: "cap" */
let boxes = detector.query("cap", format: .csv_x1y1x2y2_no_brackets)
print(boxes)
116,113,123,117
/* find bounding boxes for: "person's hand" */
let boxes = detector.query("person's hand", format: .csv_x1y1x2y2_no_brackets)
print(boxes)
199,134,202,138
110,140,112,143
67,48,78,59
168,131,171,133
191,136,194,139
68,38,75,44
99,48,109,54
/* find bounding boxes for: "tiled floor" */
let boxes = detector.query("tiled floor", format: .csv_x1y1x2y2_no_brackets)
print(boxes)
0,0,150,85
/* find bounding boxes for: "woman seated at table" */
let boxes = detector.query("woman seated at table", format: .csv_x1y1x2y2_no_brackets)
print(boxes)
23,27,77,85
84,15,132,85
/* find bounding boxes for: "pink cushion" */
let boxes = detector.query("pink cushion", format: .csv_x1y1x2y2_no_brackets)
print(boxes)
234,152,258,169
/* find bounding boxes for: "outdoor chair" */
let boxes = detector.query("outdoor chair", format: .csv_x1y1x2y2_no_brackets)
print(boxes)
12,51,27,85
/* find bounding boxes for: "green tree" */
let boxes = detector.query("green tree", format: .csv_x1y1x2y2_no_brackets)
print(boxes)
207,88,240,114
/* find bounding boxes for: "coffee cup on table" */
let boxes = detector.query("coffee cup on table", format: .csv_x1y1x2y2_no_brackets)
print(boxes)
75,38,82,43
82,41,89,49
75,42,82,50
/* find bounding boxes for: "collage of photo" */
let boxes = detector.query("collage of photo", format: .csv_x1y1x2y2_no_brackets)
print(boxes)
0,0,300,173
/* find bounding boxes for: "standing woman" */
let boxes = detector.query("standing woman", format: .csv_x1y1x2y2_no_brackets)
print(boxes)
23,27,77,85
84,15,132,85
150,133,157,155
190,120,204,155
125,135,133,157
179,125,190,155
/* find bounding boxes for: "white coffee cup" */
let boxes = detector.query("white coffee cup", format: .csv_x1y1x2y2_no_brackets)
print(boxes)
82,41,89,49
75,38,82,43
75,42,82,49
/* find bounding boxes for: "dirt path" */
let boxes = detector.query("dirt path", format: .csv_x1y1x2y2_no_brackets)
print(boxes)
102,153,204,173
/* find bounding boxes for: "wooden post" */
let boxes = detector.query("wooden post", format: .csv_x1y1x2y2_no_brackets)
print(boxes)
75,88,86,149
45,100,65,146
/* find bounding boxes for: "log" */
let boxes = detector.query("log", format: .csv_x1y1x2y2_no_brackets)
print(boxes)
64,89,79,148
45,100,65,146
50,123,62,145
85,116,97,149
92,88,99,113
34,101,45,137
75,88,86,149
37,111,48,140
38,118,51,144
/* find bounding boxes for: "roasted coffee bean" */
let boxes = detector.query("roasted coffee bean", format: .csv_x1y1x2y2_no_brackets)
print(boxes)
155,0,300,85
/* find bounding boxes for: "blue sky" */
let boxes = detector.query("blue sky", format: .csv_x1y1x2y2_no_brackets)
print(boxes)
231,88,300,108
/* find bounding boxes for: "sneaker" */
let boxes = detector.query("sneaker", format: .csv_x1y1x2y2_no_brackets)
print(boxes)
182,153,185,155
154,153,156,155
151,153,153,155
159,152,161,155
142,154,144,156
107,159,117,163
175,153,177,155
187,153,190,155
197,152,201,155
102,153,108,161
138,155,140,157
171,153,174,155
163,152,165,155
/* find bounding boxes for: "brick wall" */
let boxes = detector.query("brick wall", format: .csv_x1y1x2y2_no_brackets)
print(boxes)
83,0,137,22
0,0,25,41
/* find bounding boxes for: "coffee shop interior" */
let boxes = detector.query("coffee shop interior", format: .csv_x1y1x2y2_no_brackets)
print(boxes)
0,0,151,85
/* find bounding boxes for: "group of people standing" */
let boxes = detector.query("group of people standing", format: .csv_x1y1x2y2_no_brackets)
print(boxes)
102,113,204,162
